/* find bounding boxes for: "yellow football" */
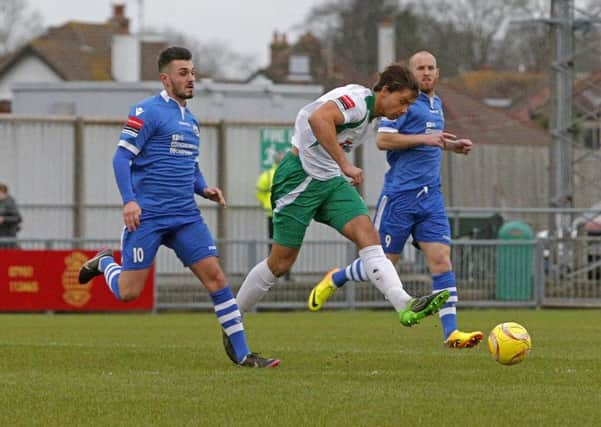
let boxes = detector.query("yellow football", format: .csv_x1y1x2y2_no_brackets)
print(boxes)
487,322,532,365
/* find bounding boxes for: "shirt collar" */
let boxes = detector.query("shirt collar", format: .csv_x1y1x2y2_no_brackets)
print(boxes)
366,91,375,121
160,89,171,102
160,89,187,107
418,90,437,100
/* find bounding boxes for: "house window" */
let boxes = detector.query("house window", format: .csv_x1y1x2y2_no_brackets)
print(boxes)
288,54,311,81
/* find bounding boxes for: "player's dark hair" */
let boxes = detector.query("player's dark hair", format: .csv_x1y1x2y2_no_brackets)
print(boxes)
0,183,7,193
158,46,192,72
373,63,418,95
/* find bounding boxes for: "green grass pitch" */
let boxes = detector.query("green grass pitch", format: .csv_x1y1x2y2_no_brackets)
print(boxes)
1,309,600,426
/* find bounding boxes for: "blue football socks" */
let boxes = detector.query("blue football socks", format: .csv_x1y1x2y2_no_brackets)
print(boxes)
332,258,368,287
433,271,458,339
99,255,122,300
211,287,249,363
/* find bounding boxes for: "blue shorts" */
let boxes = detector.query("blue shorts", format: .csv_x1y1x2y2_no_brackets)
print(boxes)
373,186,451,254
121,215,218,270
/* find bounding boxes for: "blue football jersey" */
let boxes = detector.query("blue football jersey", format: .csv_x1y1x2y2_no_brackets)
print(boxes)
118,90,202,218
379,92,445,193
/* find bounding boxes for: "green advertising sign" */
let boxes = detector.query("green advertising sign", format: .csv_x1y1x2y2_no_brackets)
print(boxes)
260,127,292,171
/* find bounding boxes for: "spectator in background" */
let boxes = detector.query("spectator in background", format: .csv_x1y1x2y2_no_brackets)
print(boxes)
255,152,283,250
0,182,22,248
255,151,291,280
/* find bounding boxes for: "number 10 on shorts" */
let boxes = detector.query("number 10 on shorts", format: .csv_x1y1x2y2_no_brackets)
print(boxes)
133,247,144,263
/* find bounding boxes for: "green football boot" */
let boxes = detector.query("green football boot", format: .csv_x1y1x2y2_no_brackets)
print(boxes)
397,290,450,327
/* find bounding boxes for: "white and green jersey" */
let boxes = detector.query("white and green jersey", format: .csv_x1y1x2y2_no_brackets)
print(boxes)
291,84,377,180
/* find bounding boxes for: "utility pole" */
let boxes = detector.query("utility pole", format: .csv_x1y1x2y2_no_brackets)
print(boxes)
514,0,601,238
549,0,574,238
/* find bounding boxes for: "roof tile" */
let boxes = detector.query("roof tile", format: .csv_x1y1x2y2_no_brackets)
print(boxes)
1,20,166,81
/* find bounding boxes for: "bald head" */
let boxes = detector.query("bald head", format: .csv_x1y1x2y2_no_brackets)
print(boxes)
408,51,439,95
409,51,437,69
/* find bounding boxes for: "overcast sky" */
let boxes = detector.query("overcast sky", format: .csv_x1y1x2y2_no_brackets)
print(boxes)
27,0,325,68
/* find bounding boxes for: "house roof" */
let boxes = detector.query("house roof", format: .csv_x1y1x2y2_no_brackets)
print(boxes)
0,21,166,82
438,82,549,146
510,70,601,122
449,70,547,101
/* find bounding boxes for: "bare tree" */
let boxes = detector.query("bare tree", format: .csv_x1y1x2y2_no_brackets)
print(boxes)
574,0,601,73
501,0,601,73
301,0,596,79
158,28,258,79
0,0,43,55
411,0,537,70
303,0,544,79
581,0,601,17
304,0,404,83
493,0,552,72
194,40,258,80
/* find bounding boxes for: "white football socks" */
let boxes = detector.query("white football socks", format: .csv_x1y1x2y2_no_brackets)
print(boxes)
359,245,412,311
235,258,277,313
236,247,411,312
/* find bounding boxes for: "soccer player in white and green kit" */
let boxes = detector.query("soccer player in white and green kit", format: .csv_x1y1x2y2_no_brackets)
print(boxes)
309,51,483,349
223,64,450,361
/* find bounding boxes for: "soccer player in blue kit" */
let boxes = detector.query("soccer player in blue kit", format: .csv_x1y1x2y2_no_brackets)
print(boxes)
309,51,484,349
78,46,279,368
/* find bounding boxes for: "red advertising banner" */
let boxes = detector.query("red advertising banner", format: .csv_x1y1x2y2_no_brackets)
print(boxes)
0,250,154,311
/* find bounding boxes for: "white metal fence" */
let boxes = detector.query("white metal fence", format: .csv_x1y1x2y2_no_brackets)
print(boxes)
3,236,600,310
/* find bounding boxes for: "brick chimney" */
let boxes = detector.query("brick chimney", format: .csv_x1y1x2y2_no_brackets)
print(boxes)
110,4,139,81
269,31,289,81
108,4,129,34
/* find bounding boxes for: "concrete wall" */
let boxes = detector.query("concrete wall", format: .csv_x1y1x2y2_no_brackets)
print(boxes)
11,80,323,121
